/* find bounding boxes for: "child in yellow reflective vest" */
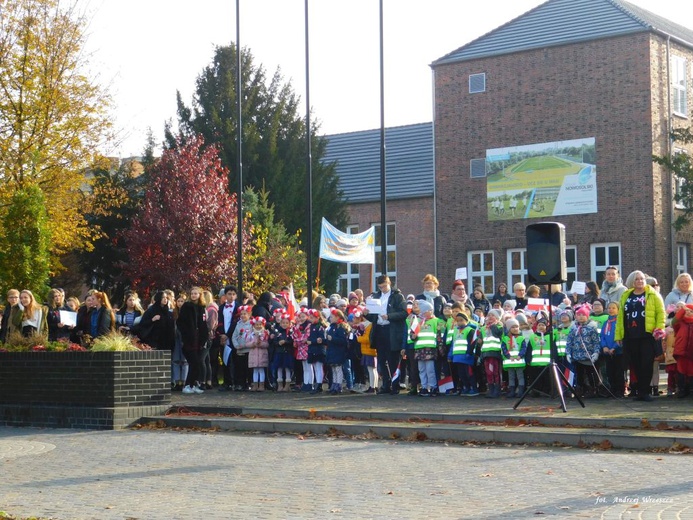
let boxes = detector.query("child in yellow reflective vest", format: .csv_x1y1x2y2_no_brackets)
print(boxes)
408,300,440,396
448,312,479,396
480,309,504,397
500,318,527,398
525,312,552,395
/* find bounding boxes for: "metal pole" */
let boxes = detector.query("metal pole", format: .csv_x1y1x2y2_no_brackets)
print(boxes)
236,0,244,295
305,0,314,306
379,0,387,276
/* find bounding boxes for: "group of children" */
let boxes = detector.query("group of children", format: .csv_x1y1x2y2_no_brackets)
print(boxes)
206,285,693,400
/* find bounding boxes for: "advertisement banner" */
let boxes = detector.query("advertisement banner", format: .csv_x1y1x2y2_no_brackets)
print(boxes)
486,137,596,221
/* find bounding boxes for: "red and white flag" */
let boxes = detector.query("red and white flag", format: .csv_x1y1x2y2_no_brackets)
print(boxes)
438,375,455,393
287,284,300,321
527,297,549,312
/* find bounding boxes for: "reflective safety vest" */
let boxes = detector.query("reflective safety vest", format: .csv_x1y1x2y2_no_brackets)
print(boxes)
501,335,525,369
555,328,569,357
451,326,475,356
480,327,502,354
528,333,550,366
414,318,439,350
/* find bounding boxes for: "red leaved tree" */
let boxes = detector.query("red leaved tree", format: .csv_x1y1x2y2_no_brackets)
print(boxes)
125,135,250,292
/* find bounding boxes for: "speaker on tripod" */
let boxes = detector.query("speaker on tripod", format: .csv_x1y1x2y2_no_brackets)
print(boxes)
514,222,585,412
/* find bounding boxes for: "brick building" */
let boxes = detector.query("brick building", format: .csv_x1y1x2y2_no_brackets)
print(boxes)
322,123,435,296
432,0,693,295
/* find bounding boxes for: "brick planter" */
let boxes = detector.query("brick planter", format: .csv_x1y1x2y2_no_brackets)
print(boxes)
0,350,171,429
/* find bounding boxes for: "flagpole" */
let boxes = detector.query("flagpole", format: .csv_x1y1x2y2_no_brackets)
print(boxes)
236,0,244,295
305,0,314,307
378,0,387,276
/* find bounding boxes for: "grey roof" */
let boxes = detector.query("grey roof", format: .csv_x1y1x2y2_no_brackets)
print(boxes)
322,122,433,204
432,0,693,67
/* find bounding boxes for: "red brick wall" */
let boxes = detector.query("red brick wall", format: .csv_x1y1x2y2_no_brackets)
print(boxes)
433,32,693,292
344,197,435,296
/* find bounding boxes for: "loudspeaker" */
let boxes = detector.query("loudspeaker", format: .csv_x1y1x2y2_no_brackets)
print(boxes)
526,222,567,283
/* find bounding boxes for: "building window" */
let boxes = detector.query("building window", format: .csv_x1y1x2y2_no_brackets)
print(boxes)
677,243,688,276
565,246,578,289
591,243,621,287
507,248,527,289
469,73,486,94
673,149,690,209
337,225,360,294
470,158,487,178
468,250,494,295
672,56,687,117
373,222,396,287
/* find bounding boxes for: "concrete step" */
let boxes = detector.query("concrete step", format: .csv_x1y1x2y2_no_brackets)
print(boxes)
137,408,693,451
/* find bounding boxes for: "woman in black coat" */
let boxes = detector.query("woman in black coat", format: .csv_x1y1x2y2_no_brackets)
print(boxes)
136,291,174,351
253,292,274,322
176,287,209,393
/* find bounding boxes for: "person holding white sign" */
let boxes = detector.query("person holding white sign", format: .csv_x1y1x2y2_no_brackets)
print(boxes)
46,288,72,341
366,275,407,395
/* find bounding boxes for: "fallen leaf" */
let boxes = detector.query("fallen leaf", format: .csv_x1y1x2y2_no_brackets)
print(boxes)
480,473,494,477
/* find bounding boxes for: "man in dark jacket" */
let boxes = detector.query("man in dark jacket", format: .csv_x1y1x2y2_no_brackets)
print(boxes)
367,275,408,394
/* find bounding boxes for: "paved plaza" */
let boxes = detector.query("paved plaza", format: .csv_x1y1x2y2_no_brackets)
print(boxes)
1,424,691,519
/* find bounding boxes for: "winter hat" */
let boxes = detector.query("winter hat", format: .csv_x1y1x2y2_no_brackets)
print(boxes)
335,299,347,308
328,294,341,306
593,298,606,308
515,312,528,326
455,311,470,322
559,309,574,322
418,300,434,314
406,294,416,302
504,299,517,310
487,309,503,321
348,292,358,302
575,305,591,318
535,310,549,325
505,318,520,329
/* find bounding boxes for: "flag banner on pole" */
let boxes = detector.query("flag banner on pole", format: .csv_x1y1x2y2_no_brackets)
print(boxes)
391,361,402,383
319,217,375,264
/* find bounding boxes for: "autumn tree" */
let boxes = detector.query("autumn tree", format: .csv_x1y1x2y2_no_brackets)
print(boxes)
0,0,111,271
242,186,306,296
76,158,145,302
124,135,251,292
654,127,693,230
168,43,348,289
0,184,51,297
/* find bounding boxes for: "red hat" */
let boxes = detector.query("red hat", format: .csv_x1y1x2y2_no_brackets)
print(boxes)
307,309,320,318
575,304,591,318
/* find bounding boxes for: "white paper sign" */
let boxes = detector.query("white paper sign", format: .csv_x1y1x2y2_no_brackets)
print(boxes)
59,310,77,327
455,267,467,280
570,281,586,295
365,297,385,316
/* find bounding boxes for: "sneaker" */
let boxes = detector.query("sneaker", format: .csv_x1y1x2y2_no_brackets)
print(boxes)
364,387,375,394
419,388,430,397
192,385,205,394
467,389,480,397
182,385,194,394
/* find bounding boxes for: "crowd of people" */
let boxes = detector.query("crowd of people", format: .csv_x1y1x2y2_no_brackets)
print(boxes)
2,265,693,401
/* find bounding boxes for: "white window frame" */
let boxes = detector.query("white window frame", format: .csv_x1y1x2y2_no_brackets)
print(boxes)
468,250,494,295
674,149,689,209
672,56,688,117
565,245,578,290
677,243,688,276
469,73,486,94
337,225,361,293
506,248,527,289
590,243,621,286
373,222,396,287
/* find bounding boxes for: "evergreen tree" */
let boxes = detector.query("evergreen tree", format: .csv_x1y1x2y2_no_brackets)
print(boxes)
168,43,347,290
0,184,51,297
654,127,693,230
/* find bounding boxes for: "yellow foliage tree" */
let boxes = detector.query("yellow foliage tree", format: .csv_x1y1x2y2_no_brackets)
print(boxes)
0,0,112,272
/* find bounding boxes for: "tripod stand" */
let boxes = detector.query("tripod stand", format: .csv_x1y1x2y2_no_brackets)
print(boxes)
513,289,585,413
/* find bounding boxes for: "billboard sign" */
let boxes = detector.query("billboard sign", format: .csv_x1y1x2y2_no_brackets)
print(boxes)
486,137,596,221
